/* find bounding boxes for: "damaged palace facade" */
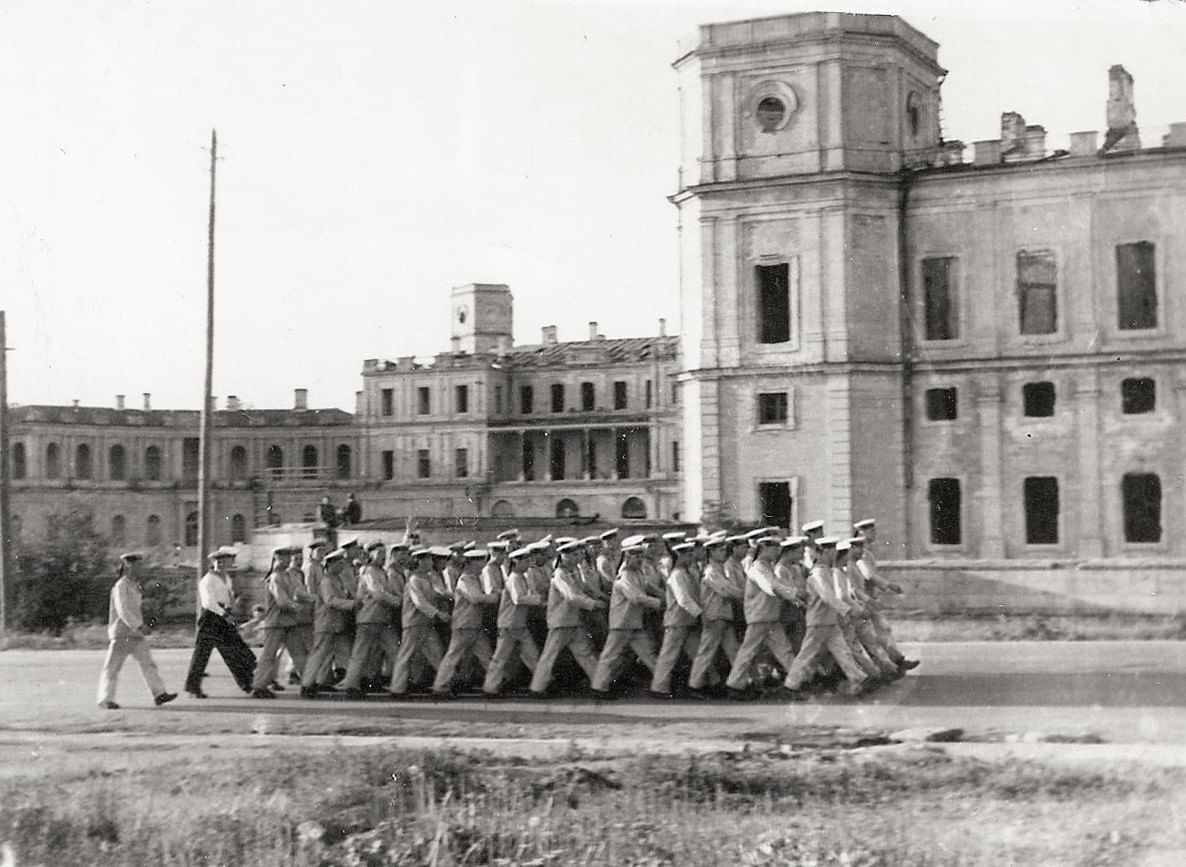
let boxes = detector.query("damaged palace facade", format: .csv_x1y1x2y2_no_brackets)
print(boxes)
9,11,1186,579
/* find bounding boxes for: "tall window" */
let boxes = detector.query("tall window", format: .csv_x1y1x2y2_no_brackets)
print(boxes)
925,388,958,421
266,445,284,478
551,383,565,413
229,445,248,481
494,385,503,414
1122,473,1161,543
455,385,469,414
455,447,468,479
928,478,961,545
758,392,789,425
145,445,161,481
923,256,958,340
46,443,61,479
1121,378,1156,415
1017,250,1057,335
1117,241,1157,330
230,514,247,543
111,515,127,547
1024,477,1059,545
613,381,628,410
382,450,394,481
146,514,162,546
12,443,25,480
522,436,535,481
417,449,430,479
417,387,431,415
615,431,630,479
549,436,565,480
381,388,394,416
645,380,653,409
185,511,199,547
581,382,595,411
336,445,352,480
182,438,199,482
109,445,127,481
758,481,792,530
1023,382,1055,417
302,445,319,478
75,444,93,480
520,385,534,415
672,441,681,473
756,263,791,344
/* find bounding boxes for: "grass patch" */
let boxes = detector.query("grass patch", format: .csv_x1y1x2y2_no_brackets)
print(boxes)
2,743,1183,865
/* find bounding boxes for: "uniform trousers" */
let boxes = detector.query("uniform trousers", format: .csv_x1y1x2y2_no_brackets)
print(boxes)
688,619,740,689
591,628,656,692
869,606,906,664
483,628,540,694
302,630,350,689
851,615,899,675
650,626,701,694
341,623,401,690
432,628,493,692
839,616,887,678
390,625,445,693
725,621,796,690
251,626,309,690
784,623,868,690
98,636,167,704
184,610,256,694
286,624,315,678
530,626,598,693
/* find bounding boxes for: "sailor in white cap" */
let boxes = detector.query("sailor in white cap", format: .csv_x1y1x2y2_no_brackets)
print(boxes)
482,546,545,697
649,542,704,698
389,547,451,696
339,542,404,699
529,540,608,697
783,537,870,698
97,553,177,710
776,537,810,655
687,537,743,694
590,543,660,697
724,537,801,699
835,539,899,681
250,547,312,698
299,549,359,697
848,532,919,673
431,549,501,696
801,520,825,570
295,540,329,682
184,547,256,698
523,542,553,653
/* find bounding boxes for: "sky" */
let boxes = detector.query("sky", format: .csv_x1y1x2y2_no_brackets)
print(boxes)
2,0,1184,411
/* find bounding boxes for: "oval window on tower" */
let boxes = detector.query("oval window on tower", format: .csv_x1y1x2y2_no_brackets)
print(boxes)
756,97,786,133
907,92,922,139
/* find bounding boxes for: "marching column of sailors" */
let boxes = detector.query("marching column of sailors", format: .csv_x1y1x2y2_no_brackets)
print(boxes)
236,517,917,703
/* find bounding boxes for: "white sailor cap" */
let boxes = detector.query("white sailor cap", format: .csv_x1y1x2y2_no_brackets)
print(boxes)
365,540,385,551
620,534,646,548
325,548,348,563
853,519,876,530
554,536,579,547
725,534,750,545
599,528,619,540
780,536,807,549
671,541,695,553
703,537,727,550
428,546,453,558
836,539,852,552
847,536,866,546
557,540,583,554
340,537,361,548
816,536,840,548
621,543,645,555
307,539,329,550
753,536,783,549
662,531,687,542
389,542,411,552
409,547,431,558
508,546,533,561
497,528,521,540
119,551,144,562
208,545,238,560
463,549,488,560
742,528,769,540
802,520,825,534
487,540,510,551
581,536,602,545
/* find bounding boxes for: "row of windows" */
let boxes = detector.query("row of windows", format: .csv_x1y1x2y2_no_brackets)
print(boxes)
381,441,683,482
12,512,251,547
10,442,353,482
488,496,648,520
380,380,679,417
926,473,1162,546
922,242,1158,342
924,377,1160,422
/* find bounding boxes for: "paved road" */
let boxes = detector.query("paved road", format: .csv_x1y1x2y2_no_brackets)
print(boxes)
3,641,1186,743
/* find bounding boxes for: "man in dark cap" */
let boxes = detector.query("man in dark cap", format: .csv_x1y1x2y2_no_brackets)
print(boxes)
97,553,177,710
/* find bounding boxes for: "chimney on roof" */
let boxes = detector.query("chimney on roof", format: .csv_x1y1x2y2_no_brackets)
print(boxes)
542,325,558,345
450,336,461,353
1070,131,1098,156
226,395,240,411
143,393,151,411
496,335,512,355
355,390,363,415
1103,64,1140,151
72,399,79,409
294,388,308,411
658,318,667,337
115,394,125,410
588,321,599,341
1000,112,1026,157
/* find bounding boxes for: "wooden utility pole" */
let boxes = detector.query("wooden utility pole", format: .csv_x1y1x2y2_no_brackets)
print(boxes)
196,131,217,595
0,311,10,635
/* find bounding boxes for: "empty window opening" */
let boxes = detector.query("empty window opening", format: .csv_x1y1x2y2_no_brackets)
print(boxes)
144,446,161,481
581,382,595,411
556,498,579,519
302,445,319,479
551,383,565,413
336,445,352,479
615,431,630,479
1023,382,1056,417
108,445,127,481
417,449,431,479
229,445,248,481
757,264,791,344
230,514,247,544
455,385,469,414
549,436,565,480
1024,477,1060,545
923,257,958,340
265,445,284,479
181,438,199,482
1018,250,1058,335
417,387,431,415
522,436,535,482
1122,472,1162,543
381,388,394,416
146,514,162,546
613,381,628,410
382,450,394,481
46,443,61,479
758,481,792,530
520,385,534,415
1122,378,1155,414
758,392,789,425
1117,242,1157,330
455,447,469,479
925,388,958,421
111,515,127,547
76,443,93,480
621,496,647,519
928,478,961,545
12,442,26,480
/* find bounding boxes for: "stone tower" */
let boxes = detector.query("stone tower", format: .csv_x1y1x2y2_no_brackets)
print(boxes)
673,12,944,541
450,283,513,355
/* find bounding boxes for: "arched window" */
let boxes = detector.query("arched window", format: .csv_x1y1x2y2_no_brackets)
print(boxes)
185,511,199,547
46,443,61,479
336,445,352,480
76,444,93,480
556,498,579,519
302,445,318,479
621,496,647,519
111,515,127,546
109,445,127,481
146,514,162,546
229,445,248,481
145,446,162,481
491,499,515,518
266,445,284,479
12,443,26,480
230,513,247,543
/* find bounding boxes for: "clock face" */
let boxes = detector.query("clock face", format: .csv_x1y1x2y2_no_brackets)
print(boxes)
456,304,468,325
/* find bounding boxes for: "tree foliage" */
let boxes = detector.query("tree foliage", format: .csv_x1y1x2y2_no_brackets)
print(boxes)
13,500,112,633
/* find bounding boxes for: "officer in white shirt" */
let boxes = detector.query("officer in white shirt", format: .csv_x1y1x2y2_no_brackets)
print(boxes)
184,547,257,698
97,553,177,710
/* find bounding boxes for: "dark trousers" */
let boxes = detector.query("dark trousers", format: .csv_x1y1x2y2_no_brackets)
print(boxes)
184,610,256,693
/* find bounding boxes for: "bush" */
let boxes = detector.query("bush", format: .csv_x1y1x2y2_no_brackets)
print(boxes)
12,501,112,633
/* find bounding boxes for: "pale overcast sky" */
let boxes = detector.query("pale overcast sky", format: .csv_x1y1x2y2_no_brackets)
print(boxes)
2,0,1184,411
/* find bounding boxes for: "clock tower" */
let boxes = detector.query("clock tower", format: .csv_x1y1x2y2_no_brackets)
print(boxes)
450,283,513,355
